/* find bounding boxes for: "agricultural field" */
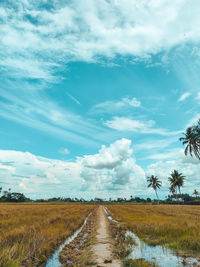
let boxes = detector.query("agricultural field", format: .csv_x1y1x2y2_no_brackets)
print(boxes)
107,204,200,256
0,203,95,267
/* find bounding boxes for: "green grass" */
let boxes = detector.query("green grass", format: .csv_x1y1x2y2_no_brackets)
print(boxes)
123,258,158,267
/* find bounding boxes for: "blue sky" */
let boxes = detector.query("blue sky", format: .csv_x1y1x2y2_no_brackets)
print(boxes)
1,0,200,199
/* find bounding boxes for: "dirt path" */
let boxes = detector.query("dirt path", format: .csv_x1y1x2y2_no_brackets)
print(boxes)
92,206,122,267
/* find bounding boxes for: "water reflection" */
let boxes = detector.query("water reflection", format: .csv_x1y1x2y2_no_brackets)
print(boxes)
46,214,90,267
104,207,200,267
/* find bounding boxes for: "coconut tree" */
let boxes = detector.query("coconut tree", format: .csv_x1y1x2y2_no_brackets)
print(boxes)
168,170,185,201
193,189,199,199
147,175,162,201
169,185,176,201
169,184,175,195
179,122,200,160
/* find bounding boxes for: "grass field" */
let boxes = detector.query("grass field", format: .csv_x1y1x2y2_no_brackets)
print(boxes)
0,203,95,267
107,204,200,255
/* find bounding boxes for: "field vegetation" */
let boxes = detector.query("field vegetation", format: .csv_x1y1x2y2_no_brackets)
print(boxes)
107,204,200,255
0,203,95,267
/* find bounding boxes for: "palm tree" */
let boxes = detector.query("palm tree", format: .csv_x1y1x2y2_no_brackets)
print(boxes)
193,189,199,199
147,175,162,201
179,125,200,160
168,170,185,201
169,184,175,195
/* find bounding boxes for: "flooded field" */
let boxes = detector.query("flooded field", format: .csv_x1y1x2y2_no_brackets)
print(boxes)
46,214,90,267
0,203,94,267
107,204,200,266
1,203,200,267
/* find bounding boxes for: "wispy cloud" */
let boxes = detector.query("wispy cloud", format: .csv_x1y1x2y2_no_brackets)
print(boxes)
59,148,70,155
92,97,141,114
0,88,104,147
1,1,200,81
186,113,200,127
196,92,200,100
104,117,180,136
66,92,80,105
178,92,191,102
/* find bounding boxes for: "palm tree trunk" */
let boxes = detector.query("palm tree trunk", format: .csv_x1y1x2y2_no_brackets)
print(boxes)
176,187,178,203
155,190,160,204
178,187,181,195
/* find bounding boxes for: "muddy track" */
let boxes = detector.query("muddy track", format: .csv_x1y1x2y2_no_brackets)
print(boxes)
59,206,122,267
92,206,122,267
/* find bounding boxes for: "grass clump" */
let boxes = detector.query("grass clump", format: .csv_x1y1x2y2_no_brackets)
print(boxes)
110,223,136,258
123,258,158,267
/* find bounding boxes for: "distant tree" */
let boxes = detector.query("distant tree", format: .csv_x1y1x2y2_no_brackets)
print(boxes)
146,197,152,203
193,189,199,199
147,175,162,201
179,119,200,160
168,170,185,199
0,187,2,195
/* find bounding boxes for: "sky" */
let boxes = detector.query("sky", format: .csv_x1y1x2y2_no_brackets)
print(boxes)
0,0,200,200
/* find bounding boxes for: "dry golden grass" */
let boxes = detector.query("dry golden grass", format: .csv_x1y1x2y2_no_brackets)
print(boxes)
107,204,200,255
0,203,95,267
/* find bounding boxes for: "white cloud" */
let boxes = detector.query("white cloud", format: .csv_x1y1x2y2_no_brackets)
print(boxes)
186,113,200,127
104,117,179,136
78,138,146,193
146,148,183,160
134,137,177,151
1,1,200,80
196,92,200,100
59,148,70,155
0,140,147,199
1,141,200,199
146,151,200,195
92,97,141,113
0,150,82,198
66,92,81,105
0,89,104,147
144,144,200,197
178,92,191,102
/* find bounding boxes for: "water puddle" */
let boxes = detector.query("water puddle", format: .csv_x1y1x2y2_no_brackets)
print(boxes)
103,207,200,267
103,206,118,223
126,231,199,267
46,214,90,267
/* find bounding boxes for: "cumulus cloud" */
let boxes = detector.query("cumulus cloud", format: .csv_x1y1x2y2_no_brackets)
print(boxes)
1,0,200,80
1,141,200,199
0,150,81,198
146,150,200,195
0,140,147,199
92,97,141,114
78,138,146,193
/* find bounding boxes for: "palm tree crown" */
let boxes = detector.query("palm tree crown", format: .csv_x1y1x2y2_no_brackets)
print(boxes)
147,175,162,200
193,189,199,198
179,122,200,160
168,169,185,195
